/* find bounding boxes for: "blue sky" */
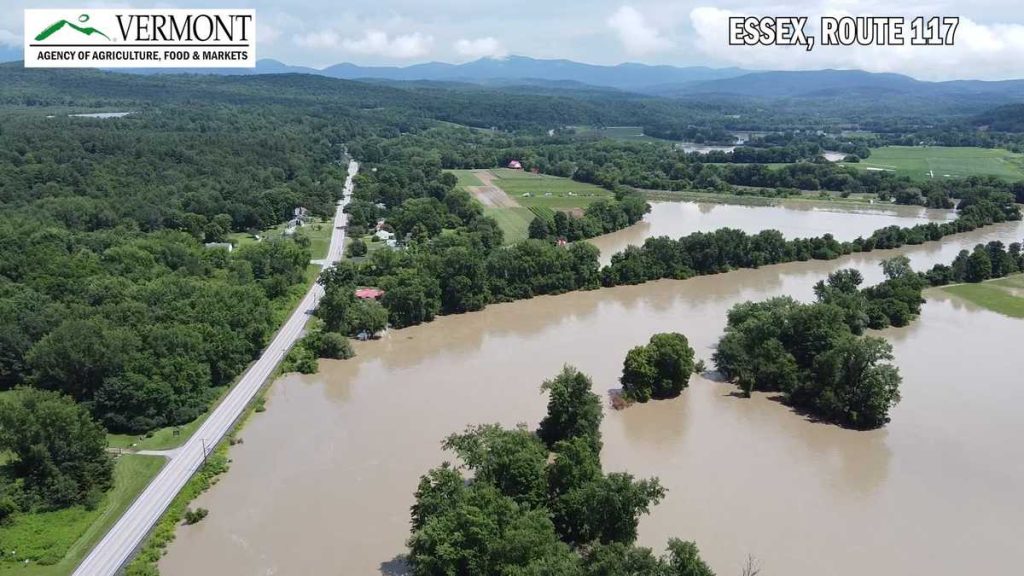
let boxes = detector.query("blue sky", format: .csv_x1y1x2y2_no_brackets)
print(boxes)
3,1,1024,79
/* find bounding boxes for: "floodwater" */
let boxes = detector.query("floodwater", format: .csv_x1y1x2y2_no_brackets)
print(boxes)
68,111,133,118
588,200,954,264
161,212,1024,576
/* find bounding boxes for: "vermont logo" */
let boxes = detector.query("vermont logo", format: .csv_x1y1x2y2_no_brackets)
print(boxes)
34,14,110,42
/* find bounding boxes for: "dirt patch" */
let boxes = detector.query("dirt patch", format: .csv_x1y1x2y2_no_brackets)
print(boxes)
467,170,520,208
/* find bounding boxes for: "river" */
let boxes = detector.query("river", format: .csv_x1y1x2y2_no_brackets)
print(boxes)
160,206,1023,576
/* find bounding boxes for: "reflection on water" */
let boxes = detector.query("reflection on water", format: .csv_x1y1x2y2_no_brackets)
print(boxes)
588,201,955,264
160,217,1024,576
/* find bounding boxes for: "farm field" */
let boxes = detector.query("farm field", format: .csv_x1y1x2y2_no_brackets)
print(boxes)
450,168,615,241
845,146,1024,181
0,455,165,576
943,274,1024,318
483,207,534,244
484,168,613,209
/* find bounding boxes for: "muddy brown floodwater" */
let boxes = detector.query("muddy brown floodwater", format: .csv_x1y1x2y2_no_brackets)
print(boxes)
161,208,1024,576
587,201,953,263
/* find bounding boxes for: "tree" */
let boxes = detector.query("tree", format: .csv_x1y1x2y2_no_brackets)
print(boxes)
443,425,548,508
537,366,603,452
664,539,716,576
26,318,139,401
965,246,993,282
0,388,113,509
408,480,579,576
620,333,695,402
346,299,389,337
346,238,368,257
528,216,551,240
809,335,902,429
551,472,665,545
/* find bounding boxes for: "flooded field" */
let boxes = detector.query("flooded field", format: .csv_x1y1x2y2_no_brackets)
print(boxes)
588,200,954,263
160,213,1024,576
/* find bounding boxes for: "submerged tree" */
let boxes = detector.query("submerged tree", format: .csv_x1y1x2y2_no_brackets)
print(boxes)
620,333,696,402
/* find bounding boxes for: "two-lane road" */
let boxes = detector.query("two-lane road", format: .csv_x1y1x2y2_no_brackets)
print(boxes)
72,160,359,576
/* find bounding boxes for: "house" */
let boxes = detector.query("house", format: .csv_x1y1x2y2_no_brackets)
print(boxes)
507,160,523,170
355,287,384,300
375,229,394,242
293,206,309,223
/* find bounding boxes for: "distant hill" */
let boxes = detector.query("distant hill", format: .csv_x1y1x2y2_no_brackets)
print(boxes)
973,103,1024,132
0,46,20,63
121,55,748,92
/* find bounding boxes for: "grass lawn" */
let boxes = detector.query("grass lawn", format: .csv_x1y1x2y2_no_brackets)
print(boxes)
450,169,484,188
846,146,1024,181
942,274,1024,318
0,455,164,575
226,217,333,260
106,395,222,451
484,207,534,244
485,169,613,210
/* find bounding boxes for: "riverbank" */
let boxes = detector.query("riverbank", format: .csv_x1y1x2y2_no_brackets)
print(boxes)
939,274,1024,318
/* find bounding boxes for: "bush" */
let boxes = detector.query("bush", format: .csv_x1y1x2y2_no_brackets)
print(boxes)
183,507,208,525
318,331,355,359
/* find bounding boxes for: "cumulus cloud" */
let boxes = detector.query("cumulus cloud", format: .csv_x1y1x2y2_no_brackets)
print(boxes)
342,30,433,59
689,5,1024,80
294,30,340,49
607,5,674,56
0,28,20,46
454,37,507,59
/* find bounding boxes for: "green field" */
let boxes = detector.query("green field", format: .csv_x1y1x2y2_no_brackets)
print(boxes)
451,169,484,188
449,168,614,242
484,207,534,244
485,169,613,210
0,455,164,575
846,146,1024,181
570,125,671,143
943,274,1024,318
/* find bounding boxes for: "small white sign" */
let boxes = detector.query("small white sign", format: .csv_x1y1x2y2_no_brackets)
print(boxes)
24,9,255,68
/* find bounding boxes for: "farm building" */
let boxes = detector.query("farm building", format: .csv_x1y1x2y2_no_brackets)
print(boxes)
355,287,384,300
507,160,523,169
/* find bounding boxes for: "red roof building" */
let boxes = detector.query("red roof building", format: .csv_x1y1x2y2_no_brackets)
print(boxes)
354,287,385,300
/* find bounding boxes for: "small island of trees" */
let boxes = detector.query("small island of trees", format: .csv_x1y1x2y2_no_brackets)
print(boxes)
406,365,718,575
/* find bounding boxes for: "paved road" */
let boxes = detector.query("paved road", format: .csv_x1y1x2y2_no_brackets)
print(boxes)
72,160,359,576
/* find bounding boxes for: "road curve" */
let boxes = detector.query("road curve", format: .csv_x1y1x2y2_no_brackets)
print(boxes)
72,160,359,576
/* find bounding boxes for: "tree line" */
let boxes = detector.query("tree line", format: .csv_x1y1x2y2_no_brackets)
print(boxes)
316,185,1019,342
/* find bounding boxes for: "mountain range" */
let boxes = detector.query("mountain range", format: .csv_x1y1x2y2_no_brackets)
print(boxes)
2,50,1023,102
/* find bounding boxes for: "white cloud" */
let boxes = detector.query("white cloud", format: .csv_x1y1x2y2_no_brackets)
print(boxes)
342,30,433,59
607,5,674,56
0,28,20,46
454,37,507,59
294,30,340,49
689,6,1024,80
